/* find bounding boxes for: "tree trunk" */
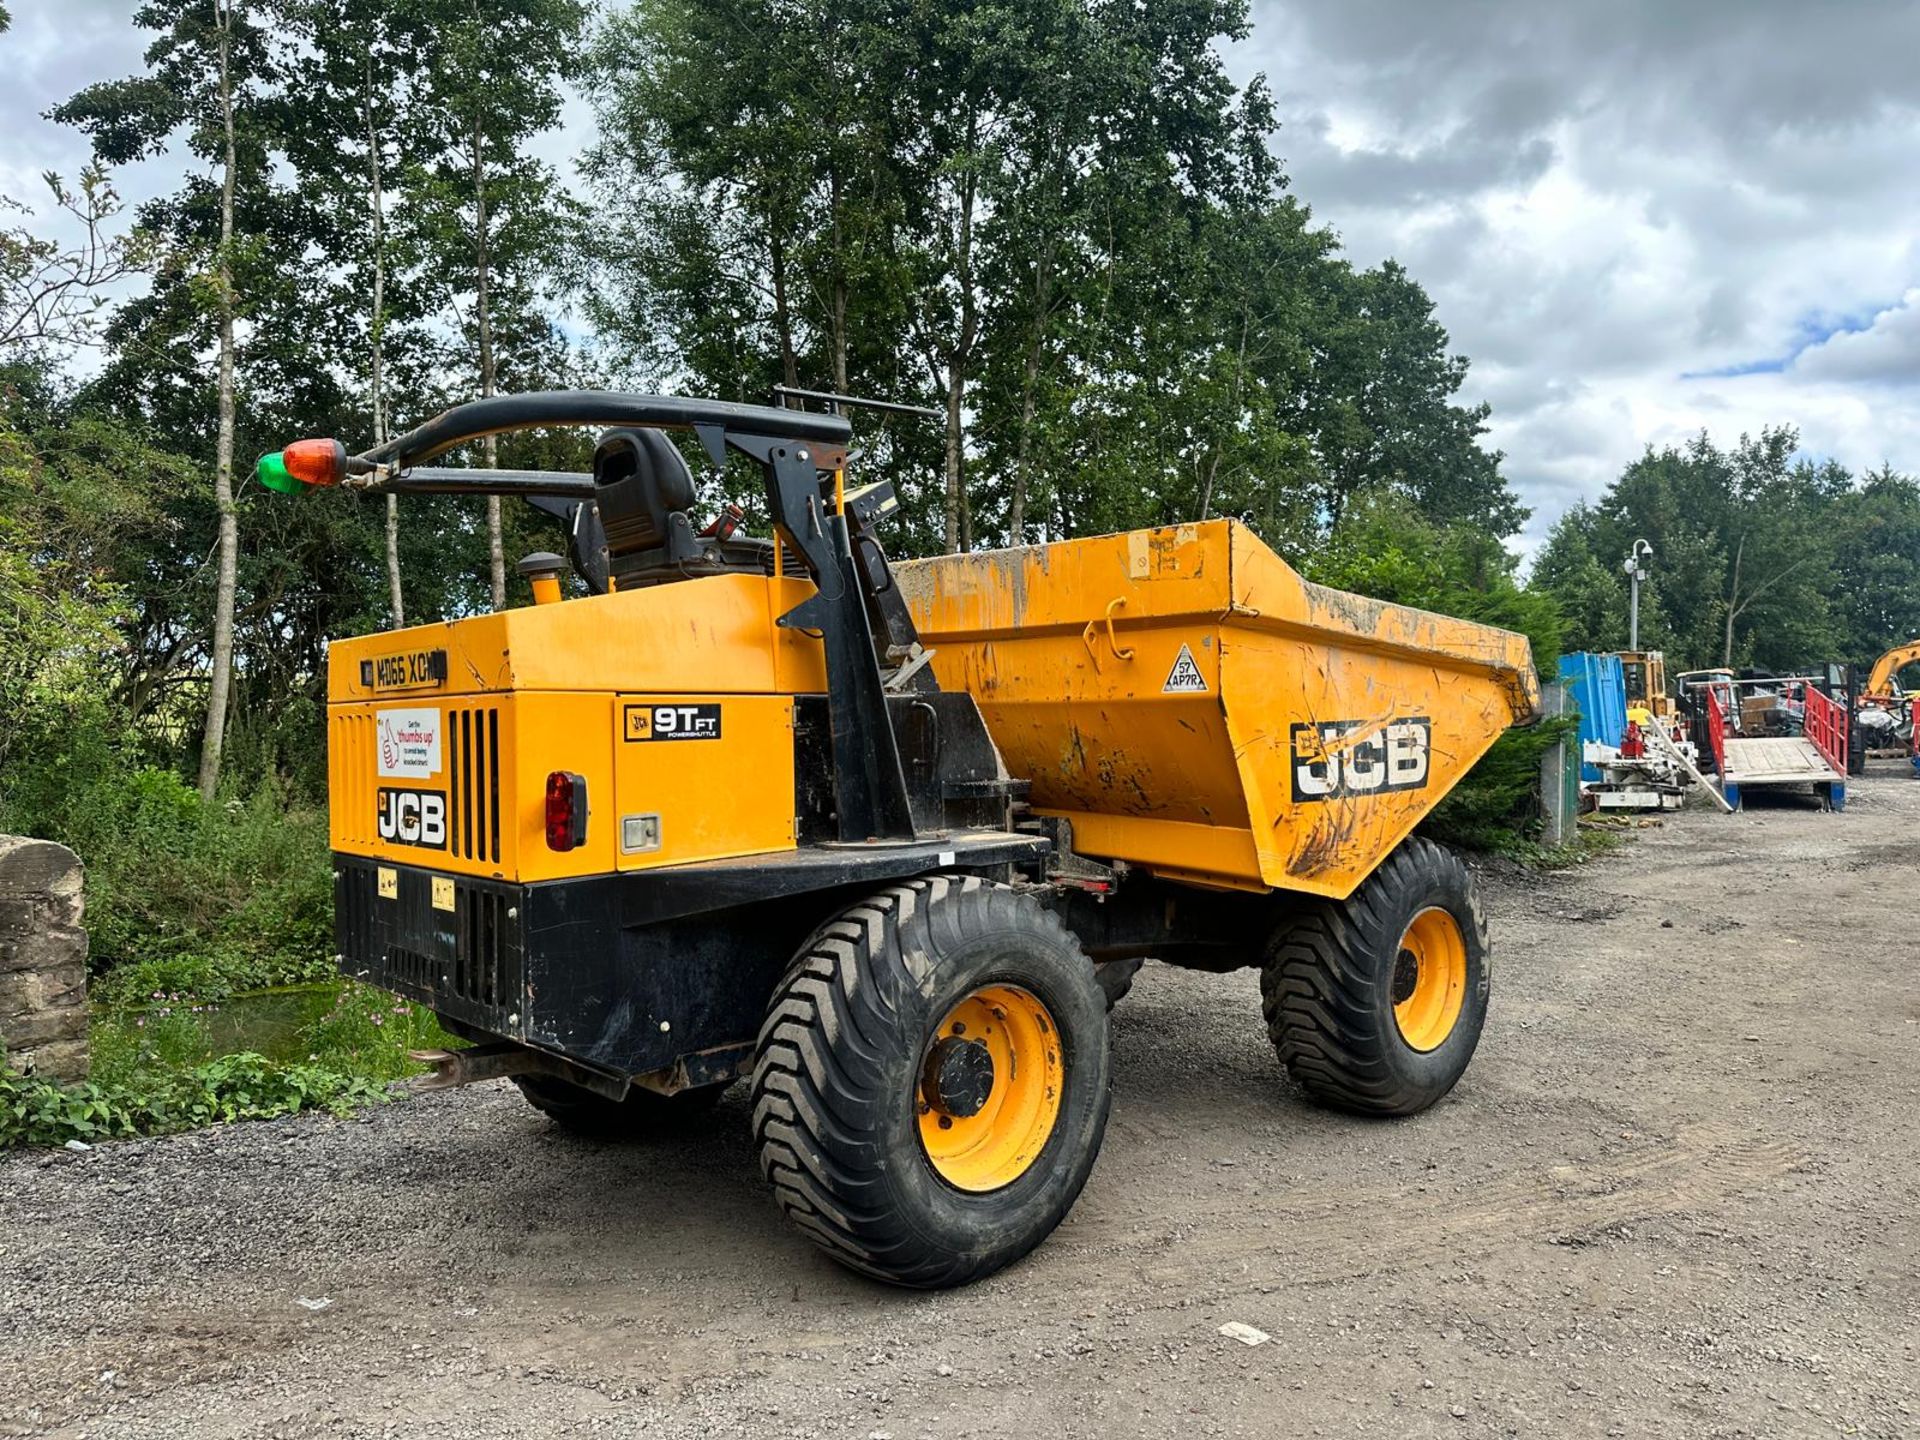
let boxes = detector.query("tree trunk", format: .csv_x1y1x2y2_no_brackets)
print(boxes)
1197,453,1222,525
197,0,241,802
941,129,980,555
769,224,798,389
943,363,966,552
366,51,402,628
470,112,504,609
1198,303,1252,522
1722,533,1744,667
829,164,848,392
1008,252,1053,545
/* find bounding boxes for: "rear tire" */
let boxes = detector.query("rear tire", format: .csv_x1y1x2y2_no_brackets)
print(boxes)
1260,837,1489,1117
750,873,1111,1289
512,1074,729,1139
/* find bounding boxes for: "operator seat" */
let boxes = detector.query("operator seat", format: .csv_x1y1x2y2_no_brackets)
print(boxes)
591,427,782,590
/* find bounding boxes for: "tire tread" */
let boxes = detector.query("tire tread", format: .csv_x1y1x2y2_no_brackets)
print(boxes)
748,875,1103,1287
1259,838,1489,1117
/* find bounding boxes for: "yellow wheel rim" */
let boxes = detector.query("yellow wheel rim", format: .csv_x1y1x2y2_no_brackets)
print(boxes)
1391,907,1467,1052
917,984,1064,1193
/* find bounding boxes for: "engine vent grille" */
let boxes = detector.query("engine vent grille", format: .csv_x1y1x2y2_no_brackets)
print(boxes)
454,886,509,1007
448,706,502,864
334,861,523,1031
328,710,378,849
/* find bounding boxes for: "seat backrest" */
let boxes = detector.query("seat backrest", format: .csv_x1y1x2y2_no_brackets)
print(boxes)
593,428,697,559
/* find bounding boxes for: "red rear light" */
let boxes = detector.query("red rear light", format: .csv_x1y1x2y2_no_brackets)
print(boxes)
545,771,588,850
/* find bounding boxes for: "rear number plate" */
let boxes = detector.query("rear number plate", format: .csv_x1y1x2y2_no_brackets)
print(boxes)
361,648,448,692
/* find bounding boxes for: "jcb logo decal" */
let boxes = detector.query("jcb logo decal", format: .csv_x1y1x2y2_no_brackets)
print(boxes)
624,703,722,742
376,787,447,848
1291,718,1431,802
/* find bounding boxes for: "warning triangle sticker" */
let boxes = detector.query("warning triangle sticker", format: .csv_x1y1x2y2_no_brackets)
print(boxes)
1163,643,1209,693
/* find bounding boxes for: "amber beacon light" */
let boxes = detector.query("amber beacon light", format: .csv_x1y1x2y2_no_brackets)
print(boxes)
255,438,347,493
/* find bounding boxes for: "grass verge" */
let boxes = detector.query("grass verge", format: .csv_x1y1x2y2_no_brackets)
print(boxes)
2,978,458,1150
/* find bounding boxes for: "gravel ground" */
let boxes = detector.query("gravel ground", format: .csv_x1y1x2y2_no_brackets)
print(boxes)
4,771,1917,1439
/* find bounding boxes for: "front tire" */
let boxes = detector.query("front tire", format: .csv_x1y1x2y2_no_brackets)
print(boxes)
1260,837,1489,1116
750,874,1111,1289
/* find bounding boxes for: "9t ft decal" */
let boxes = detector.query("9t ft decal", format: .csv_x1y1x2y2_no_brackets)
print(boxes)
624,703,723,741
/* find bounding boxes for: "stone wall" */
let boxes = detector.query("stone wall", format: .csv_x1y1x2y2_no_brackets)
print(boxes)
0,836,89,1082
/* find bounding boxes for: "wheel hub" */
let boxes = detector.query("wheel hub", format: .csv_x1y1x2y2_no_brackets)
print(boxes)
1392,907,1468,1052
922,1036,996,1118
1391,948,1419,1005
916,984,1065,1193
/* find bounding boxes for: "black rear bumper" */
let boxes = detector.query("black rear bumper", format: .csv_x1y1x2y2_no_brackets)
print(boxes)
334,831,1047,1078
335,859,526,1038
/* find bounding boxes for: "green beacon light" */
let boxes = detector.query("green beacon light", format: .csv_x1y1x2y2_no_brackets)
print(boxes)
256,450,303,495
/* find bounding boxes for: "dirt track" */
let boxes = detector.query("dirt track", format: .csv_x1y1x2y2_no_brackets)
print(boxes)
4,772,1918,1439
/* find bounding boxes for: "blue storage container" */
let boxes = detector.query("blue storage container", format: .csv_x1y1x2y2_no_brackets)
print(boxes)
1558,652,1627,781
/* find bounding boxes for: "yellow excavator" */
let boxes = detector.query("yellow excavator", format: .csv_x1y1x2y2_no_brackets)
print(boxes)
1614,649,1677,729
1856,640,1920,761
1862,641,1920,703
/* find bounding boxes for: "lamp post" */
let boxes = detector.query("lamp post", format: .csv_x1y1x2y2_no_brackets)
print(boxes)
1623,539,1653,651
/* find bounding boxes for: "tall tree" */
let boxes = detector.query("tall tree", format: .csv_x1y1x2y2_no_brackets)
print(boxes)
408,0,584,609
55,0,284,798
1711,432,1843,666
1824,467,1920,661
280,0,437,627
586,0,1342,555
1528,504,1634,654
1284,258,1518,535
1532,429,1846,672
202,0,242,800
584,0,945,539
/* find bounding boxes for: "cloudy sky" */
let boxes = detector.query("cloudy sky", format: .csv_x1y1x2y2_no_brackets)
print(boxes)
1234,0,1920,554
6,0,1919,558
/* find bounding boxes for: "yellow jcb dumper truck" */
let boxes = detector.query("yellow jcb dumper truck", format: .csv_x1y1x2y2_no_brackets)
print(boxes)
261,391,1537,1288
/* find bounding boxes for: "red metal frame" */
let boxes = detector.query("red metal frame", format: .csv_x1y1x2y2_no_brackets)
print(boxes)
1703,687,1728,776
1798,680,1848,775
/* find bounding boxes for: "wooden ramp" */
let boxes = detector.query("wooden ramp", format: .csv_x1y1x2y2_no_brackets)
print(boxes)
1721,736,1843,809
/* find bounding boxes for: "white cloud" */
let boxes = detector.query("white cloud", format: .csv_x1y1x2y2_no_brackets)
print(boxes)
0,1,169,200
1792,290,1920,385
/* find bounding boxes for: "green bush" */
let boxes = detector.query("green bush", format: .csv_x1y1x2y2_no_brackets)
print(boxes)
1,974,459,1148
1,739,335,997
86,977,459,1091
0,1048,387,1149
300,983,457,1083
1420,716,1581,854
86,1000,220,1082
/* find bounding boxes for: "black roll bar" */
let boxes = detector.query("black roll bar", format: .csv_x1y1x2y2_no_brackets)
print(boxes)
355,390,853,471
374,467,597,499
